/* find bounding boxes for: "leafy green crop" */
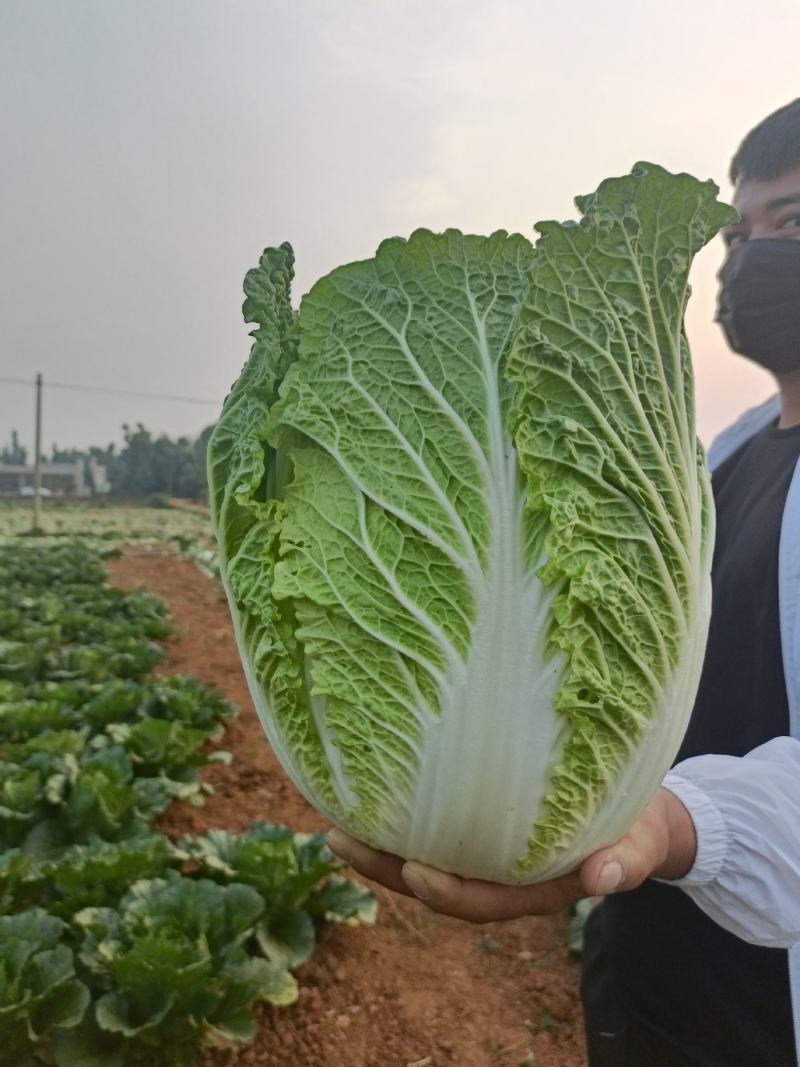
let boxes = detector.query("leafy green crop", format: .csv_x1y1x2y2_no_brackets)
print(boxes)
0,543,171,689
0,909,90,1066
210,163,736,883
178,824,376,969
0,544,238,849
0,502,219,577
0,835,179,920
63,877,296,1066
0,538,377,1064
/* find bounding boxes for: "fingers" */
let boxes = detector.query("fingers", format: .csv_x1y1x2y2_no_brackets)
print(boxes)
328,828,586,921
326,829,414,897
399,862,585,923
329,826,623,924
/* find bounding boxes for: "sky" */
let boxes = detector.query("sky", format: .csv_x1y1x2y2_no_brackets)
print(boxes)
1,0,798,454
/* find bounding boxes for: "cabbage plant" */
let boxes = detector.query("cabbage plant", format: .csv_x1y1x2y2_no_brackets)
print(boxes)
209,164,735,883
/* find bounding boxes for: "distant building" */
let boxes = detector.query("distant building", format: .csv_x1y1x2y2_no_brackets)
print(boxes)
87,457,110,494
0,460,90,497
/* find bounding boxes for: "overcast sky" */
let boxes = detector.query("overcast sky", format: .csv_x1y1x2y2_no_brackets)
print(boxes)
1,0,798,454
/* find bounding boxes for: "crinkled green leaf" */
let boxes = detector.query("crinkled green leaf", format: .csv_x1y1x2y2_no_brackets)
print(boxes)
212,165,732,882
505,163,735,873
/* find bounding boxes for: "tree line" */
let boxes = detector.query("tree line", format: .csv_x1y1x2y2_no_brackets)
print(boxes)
1,424,214,501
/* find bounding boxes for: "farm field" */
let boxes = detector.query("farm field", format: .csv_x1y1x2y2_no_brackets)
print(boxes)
0,500,219,577
1,505,587,1066
0,536,378,1065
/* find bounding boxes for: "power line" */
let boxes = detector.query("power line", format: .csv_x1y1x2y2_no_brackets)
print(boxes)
0,376,33,388
0,375,219,407
48,379,219,407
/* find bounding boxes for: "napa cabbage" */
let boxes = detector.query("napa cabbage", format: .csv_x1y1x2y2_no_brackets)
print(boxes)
209,163,735,883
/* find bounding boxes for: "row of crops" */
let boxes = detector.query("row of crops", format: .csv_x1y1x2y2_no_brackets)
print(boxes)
0,502,220,578
0,541,375,1067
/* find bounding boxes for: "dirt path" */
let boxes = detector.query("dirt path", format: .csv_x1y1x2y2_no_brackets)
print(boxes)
109,551,587,1067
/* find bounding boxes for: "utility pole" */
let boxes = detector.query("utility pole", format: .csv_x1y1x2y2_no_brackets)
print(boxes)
32,373,43,534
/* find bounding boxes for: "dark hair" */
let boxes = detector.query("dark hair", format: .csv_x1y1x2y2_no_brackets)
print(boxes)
730,99,800,185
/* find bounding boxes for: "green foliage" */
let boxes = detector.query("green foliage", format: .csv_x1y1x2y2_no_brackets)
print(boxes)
108,422,212,500
0,543,235,849
0,543,171,691
62,876,297,1066
178,824,377,970
566,898,595,955
0,501,220,578
6,835,180,920
0,909,90,1065
141,677,236,732
0,539,376,1064
0,430,27,466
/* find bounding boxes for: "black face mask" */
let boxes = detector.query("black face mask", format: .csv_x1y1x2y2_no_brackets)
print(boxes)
717,238,800,375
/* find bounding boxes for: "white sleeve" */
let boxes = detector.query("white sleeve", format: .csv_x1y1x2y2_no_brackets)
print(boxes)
658,736,800,949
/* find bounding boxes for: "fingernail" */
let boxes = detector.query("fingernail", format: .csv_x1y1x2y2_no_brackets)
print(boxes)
326,829,354,862
401,862,433,901
595,860,625,895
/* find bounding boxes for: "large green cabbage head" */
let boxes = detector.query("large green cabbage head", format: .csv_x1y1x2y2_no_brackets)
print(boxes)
209,164,735,884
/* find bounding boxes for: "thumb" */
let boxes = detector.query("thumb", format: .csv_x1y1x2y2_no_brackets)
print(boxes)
579,826,666,898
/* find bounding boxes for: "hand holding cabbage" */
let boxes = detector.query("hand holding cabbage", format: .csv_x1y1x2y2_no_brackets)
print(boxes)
326,786,698,923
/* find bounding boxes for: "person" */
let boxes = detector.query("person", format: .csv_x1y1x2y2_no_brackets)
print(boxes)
327,98,800,1067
